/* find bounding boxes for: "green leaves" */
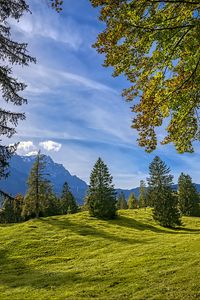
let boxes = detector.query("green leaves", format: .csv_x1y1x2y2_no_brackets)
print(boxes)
50,0,63,13
90,0,200,152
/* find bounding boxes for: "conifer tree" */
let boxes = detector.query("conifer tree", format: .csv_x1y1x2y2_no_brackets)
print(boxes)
22,152,53,219
87,158,116,219
127,192,138,209
178,173,200,217
139,180,147,208
42,184,60,217
0,193,23,223
1,197,15,223
117,192,127,210
60,182,78,214
0,1,36,178
147,156,181,228
13,194,24,222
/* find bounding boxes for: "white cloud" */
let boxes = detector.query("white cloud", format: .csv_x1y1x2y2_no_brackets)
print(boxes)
39,140,62,152
16,141,36,155
25,151,38,156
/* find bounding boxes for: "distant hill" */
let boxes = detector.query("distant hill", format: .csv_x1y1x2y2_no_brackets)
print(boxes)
0,154,199,205
116,187,140,198
116,184,200,199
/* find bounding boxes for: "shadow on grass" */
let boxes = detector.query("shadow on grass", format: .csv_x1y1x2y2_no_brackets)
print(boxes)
39,215,200,237
174,226,200,233
114,216,200,234
0,249,98,291
0,223,20,228
39,218,150,245
0,248,122,297
40,216,200,238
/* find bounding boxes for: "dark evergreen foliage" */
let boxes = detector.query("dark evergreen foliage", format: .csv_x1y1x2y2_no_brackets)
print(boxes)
138,180,147,208
147,156,181,228
22,152,56,219
60,182,78,214
13,194,24,222
87,158,116,219
178,173,200,217
0,193,24,223
0,197,15,223
127,192,138,209
0,0,35,178
117,192,127,210
42,185,60,217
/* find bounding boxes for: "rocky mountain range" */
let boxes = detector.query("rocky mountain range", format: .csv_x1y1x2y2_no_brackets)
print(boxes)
0,154,87,204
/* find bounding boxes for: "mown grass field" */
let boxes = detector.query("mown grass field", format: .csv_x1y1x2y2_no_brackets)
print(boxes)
0,209,199,300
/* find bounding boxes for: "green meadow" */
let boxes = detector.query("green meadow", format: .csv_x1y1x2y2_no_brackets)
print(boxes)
0,209,199,300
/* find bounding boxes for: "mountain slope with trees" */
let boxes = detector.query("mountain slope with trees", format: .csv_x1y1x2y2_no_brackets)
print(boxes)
0,154,88,204
0,154,200,206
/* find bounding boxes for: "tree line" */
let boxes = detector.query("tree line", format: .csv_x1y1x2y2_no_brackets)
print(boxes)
85,156,200,228
0,154,199,228
0,152,78,223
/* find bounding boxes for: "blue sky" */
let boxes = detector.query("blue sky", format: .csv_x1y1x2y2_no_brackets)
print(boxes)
5,0,200,188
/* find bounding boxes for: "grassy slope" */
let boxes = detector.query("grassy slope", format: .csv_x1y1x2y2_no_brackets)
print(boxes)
0,210,199,300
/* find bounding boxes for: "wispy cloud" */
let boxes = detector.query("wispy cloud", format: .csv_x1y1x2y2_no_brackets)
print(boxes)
16,64,117,95
59,70,117,94
10,3,83,50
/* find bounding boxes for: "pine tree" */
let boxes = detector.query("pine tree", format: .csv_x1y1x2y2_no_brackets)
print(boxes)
178,173,200,217
0,194,24,223
1,197,15,223
13,194,24,222
42,185,60,217
0,1,36,178
22,152,53,219
117,192,127,210
87,158,116,219
127,192,138,209
60,182,78,214
138,180,147,208
147,156,181,228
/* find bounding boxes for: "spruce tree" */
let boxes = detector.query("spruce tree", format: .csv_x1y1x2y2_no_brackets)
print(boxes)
117,192,128,210
0,1,36,178
13,194,24,222
22,152,53,219
138,180,147,208
87,158,116,219
127,192,138,209
60,182,78,214
42,185,60,217
147,156,181,228
0,191,15,223
1,197,15,223
178,173,200,217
